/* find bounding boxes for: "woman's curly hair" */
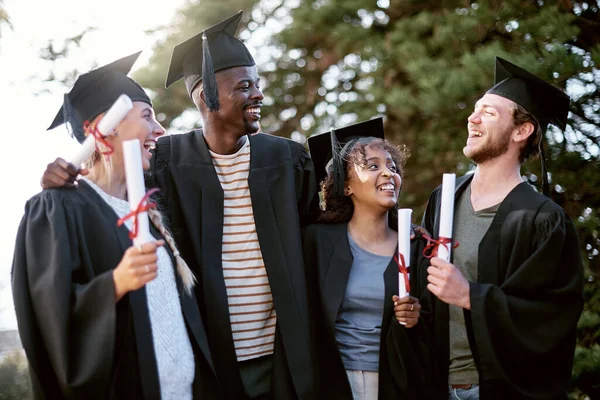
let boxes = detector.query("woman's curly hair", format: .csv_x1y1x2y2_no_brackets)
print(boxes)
318,137,410,224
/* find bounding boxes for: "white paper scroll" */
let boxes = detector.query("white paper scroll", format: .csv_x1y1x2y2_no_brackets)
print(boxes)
122,139,152,247
437,173,456,261
397,208,412,300
69,94,133,166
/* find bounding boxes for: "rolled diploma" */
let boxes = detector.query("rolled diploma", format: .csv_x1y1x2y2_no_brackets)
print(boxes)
437,173,456,261
123,139,152,247
69,94,133,166
397,208,412,300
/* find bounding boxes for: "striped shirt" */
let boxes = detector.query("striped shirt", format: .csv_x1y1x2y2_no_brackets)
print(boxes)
209,138,276,362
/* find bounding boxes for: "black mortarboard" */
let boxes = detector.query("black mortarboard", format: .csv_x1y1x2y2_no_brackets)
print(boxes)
165,11,256,111
47,52,151,144
487,57,570,132
487,57,570,196
308,117,385,196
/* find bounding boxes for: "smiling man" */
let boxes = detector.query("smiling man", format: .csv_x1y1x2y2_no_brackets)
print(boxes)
150,11,319,400
40,11,319,400
421,57,584,399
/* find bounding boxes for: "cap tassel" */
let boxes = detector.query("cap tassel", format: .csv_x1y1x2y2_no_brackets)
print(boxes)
62,93,86,143
202,33,220,112
540,139,550,197
330,128,345,197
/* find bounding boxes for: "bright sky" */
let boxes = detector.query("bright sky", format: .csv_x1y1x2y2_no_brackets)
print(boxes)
0,0,187,330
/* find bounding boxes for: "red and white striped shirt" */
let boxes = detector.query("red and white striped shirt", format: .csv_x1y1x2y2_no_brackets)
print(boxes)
209,138,276,362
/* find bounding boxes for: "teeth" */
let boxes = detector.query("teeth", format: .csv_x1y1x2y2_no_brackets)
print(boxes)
378,184,394,191
246,107,261,114
144,140,156,150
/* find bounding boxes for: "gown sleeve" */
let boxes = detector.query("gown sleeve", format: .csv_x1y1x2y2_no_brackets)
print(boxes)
12,191,118,398
467,202,584,394
386,233,438,396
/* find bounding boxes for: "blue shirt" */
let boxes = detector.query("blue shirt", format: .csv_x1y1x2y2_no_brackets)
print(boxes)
334,233,391,372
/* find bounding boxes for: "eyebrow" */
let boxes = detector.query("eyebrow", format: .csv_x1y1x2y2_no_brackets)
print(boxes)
236,77,260,86
474,103,496,110
366,157,395,163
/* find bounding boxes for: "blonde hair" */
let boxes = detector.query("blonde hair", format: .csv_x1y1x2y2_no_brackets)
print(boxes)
84,113,113,182
148,208,196,294
83,114,196,294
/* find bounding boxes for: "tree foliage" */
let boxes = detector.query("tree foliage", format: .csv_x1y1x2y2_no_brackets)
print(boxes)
0,351,31,400
117,0,600,397
0,0,12,45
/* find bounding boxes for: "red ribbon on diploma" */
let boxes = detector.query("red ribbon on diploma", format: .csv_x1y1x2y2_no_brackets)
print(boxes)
83,119,115,157
117,188,160,240
394,252,411,293
421,234,459,259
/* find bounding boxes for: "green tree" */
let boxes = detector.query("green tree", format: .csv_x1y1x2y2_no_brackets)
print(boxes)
136,1,599,396
0,0,13,45
0,351,32,400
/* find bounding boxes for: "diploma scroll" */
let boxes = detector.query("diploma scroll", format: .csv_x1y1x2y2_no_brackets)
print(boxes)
122,139,153,247
397,208,412,326
437,173,456,261
397,208,412,299
69,94,133,166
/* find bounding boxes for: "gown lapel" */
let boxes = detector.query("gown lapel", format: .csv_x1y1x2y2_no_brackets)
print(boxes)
320,229,354,336
79,181,161,399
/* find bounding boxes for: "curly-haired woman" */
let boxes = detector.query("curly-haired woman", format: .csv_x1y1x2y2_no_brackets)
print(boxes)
304,118,436,400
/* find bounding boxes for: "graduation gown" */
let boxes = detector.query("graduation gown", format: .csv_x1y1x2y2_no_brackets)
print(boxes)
148,130,319,400
11,181,219,400
302,223,437,400
422,174,584,399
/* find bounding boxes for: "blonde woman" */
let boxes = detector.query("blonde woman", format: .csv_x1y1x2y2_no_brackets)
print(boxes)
12,53,219,399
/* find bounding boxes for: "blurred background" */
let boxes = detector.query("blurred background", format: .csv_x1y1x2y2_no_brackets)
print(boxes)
0,0,598,398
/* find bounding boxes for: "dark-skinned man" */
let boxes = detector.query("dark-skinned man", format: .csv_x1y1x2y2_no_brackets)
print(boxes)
422,57,584,399
41,11,319,400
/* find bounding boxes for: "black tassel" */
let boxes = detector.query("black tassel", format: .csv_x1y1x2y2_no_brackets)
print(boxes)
540,139,550,197
330,128,345,197
62,93,85,143
202,33,220,112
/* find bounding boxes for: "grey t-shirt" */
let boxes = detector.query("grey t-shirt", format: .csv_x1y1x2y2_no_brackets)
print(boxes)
335,233,391,372
448,184,499,385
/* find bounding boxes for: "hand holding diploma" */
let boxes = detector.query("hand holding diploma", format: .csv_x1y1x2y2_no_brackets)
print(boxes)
426,173,470,308
427,257,471,309
392,295,420,328
113,139,161,301
113,240,164,302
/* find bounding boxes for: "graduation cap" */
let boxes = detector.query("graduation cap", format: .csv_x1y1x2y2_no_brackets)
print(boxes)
487,57,569,132
165,10,256,111
486,57,570,196
48,52,151,144
308,117,385,196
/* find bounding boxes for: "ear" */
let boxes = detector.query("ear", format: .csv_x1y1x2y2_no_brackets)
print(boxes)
512,121,535,145
344,185,352,196
192,86,207,110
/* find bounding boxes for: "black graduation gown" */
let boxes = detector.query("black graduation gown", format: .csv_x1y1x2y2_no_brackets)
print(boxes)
302,223,437,400
421,174,584,399
11,181,220,400
148,130,319,400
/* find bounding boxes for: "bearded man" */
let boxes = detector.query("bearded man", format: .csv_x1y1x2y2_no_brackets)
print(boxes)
421,57,584,400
